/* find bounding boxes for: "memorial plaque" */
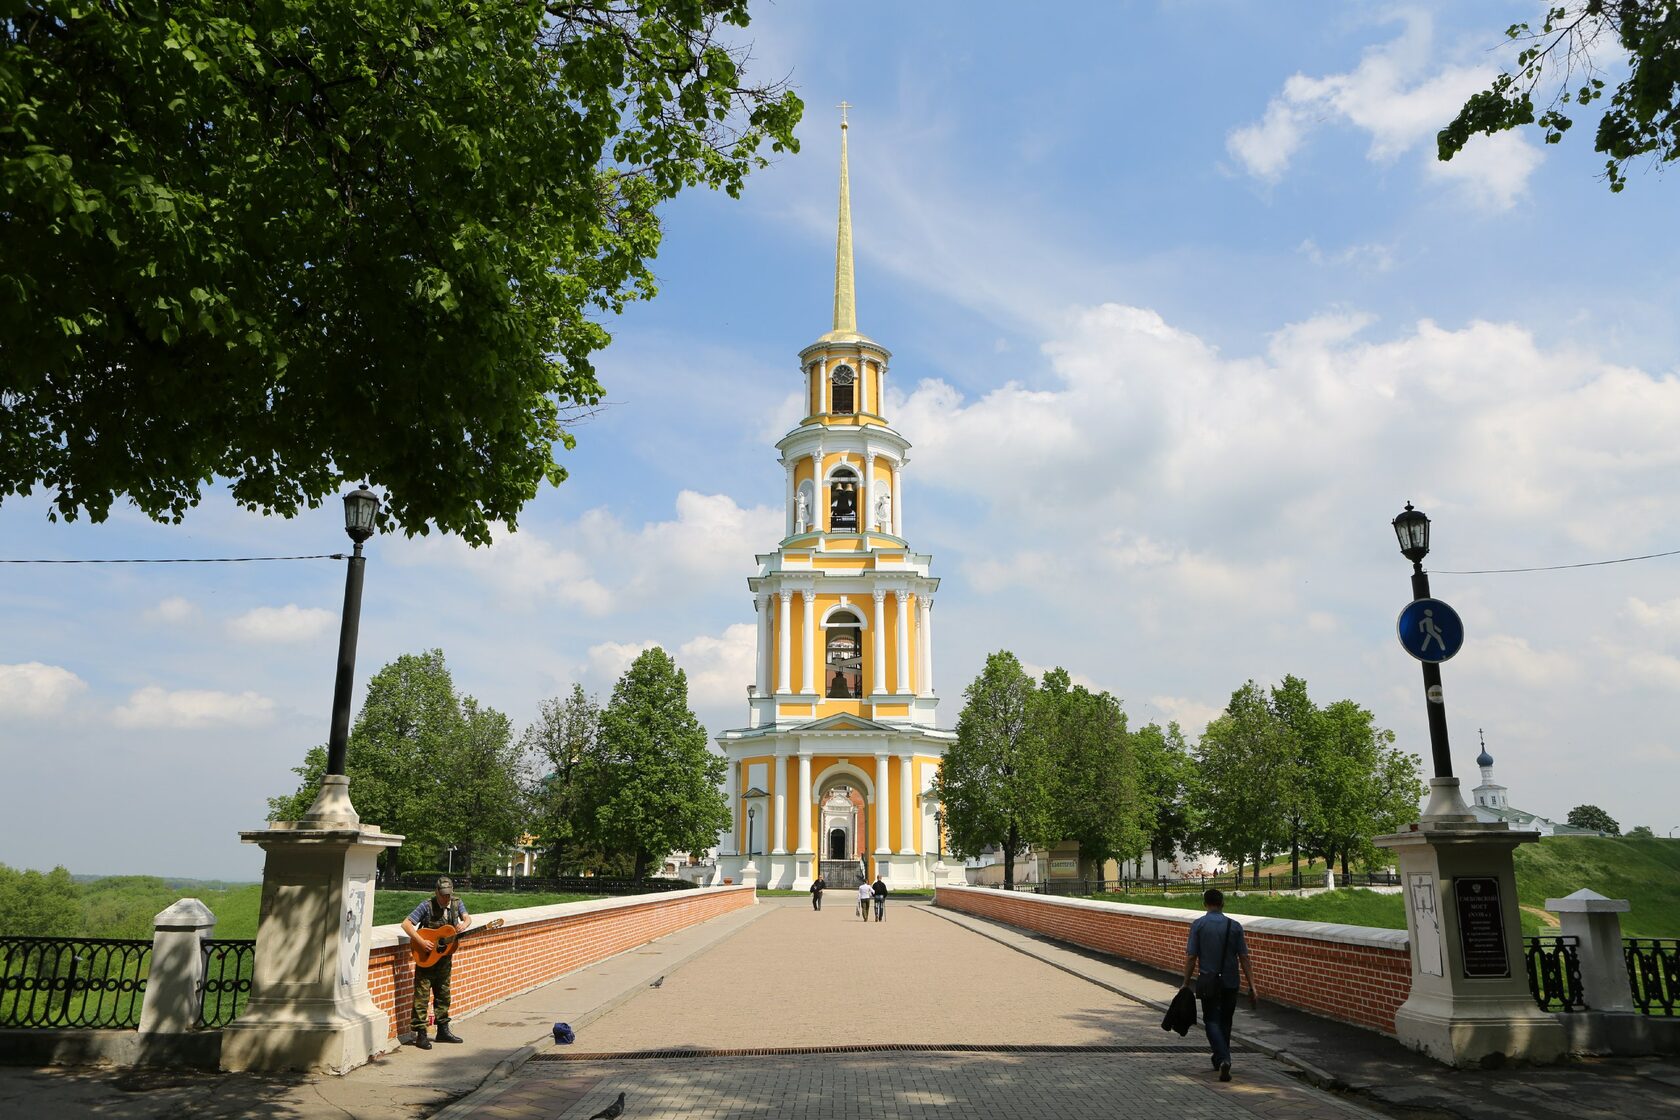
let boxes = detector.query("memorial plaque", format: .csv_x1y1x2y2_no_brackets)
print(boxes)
1453,876,1510,978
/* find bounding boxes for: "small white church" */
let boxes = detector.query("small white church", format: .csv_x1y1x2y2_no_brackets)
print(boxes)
1468,735,1602,837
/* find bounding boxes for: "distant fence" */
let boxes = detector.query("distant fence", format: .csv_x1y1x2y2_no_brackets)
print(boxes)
1026,872,1401,896
393,874,697,895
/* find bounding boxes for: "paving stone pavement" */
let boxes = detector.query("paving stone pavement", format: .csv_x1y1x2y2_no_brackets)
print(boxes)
446,898,1386,1119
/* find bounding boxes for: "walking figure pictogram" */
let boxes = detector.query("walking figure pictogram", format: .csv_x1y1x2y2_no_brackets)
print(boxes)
1419,609,1445,653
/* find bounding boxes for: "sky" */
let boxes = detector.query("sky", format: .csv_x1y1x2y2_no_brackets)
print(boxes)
4,2,1679,880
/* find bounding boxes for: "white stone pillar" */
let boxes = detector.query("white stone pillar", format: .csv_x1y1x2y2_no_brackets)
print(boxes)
797,753,813,854
755,593,771,697
786,461,798,536
820,360,829,414
777,590,792,694
864,451,876,531
1546,889,1637,1012
139,898,217,1034
874,753,891,853
898,754,915,854
871,589,887,696
801,588,816,695
861,360,871,415
918,595,934,695
772,752,788,855
894,589,910,694
891,462,903,536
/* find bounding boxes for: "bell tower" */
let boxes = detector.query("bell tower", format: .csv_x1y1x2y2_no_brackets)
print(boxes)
715,109,954,891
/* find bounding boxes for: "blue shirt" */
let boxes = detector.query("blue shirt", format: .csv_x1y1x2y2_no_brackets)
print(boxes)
1186,912,1247,990
407,897,468,928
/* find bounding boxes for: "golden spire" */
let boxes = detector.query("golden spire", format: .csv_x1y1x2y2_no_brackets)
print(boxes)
832,102,857,335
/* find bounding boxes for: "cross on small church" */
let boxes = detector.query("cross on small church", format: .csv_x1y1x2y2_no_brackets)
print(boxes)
837,100,852,126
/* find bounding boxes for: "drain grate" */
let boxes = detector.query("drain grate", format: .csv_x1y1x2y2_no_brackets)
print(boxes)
532,1042,1248,1061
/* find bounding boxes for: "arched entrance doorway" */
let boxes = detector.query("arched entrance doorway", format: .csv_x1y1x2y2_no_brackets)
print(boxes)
829,828,847,860
816,781,868,888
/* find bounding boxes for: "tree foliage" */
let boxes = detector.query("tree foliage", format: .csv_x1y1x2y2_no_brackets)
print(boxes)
1439,3,1680,191
1627,824,1655,839
521,684,606,875
0,864,81,937
267,649,522,876
0,1,801,541
934,650,1055,889
591,647,728,880
1567,803,1622,834
1036,668,1142,878
1132,721,1197,879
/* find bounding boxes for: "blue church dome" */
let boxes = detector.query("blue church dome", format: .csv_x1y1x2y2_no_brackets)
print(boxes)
1476,747,1494,768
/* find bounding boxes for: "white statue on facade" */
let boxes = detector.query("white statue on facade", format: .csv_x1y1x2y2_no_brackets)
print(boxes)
874,489,892,531
794,491,810,534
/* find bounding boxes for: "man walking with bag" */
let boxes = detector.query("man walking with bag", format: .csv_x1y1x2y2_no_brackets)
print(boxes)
1181,888,1257,1082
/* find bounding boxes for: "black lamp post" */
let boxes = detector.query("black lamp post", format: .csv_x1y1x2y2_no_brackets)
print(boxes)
326,486,380,778
746,806,757,858
1392,502,1453,781
934,807,945,864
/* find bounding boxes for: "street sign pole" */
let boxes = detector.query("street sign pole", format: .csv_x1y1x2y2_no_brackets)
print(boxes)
1412,566,1453,780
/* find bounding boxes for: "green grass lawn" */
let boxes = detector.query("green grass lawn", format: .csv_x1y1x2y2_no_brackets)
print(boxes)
1086,887,1550,936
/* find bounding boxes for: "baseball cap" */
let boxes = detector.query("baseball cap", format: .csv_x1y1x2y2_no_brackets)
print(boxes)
436,876,454,895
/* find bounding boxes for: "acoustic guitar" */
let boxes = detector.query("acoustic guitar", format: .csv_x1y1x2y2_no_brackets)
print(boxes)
409,917,504,968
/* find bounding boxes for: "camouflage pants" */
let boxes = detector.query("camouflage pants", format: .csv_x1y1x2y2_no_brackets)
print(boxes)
411,957,453,1030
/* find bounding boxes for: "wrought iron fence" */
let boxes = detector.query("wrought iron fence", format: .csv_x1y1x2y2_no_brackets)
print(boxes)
1625,937,1679,1017
0,935,151,1029
1524,935,1585,1012
393,873,696,895
198,939,255,1029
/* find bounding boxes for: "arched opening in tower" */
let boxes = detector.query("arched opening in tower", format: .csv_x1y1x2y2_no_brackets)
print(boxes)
825,611,862,697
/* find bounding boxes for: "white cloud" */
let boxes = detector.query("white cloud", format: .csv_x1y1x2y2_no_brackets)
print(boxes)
678,624,760,710
1475,634,1575,688
145,597,198,624
585,640,661,685
1144,695,1224,737
228,604,337,643
0,662,89,718
1626,596,1680,631
1228,13,1541,208
1297,238,1396,273
112,687,275,729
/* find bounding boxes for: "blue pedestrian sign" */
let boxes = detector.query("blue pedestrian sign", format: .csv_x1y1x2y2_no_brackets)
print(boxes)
1397,598,1464,663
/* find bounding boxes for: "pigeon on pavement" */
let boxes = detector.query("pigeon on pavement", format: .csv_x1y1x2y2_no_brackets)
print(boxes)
649,975,664,988
588,1091,626,1119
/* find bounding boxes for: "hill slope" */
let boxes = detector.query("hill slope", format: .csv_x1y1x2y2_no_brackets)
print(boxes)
1513,836,1680,938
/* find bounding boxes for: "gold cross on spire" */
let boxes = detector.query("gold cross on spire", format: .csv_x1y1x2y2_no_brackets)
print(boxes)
837,100,851,127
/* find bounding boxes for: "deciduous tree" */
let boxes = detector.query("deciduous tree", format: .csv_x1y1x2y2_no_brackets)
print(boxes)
592,648,728,880
1567,803,1621,835
521,684,607,876
934,651,1055,890
1440,3,1680,191
1,1,800,541
1036,668,1141,881
1132,721,1196,881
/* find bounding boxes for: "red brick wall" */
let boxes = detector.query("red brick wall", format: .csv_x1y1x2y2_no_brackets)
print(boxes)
368,886,754,1038
936,886,1411,1034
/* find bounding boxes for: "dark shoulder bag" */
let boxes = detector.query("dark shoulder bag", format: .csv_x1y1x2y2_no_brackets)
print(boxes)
1195,918,1231,1000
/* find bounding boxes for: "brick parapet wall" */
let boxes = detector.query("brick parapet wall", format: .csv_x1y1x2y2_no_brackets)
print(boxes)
936,885,1411,1035
367,884,755,1038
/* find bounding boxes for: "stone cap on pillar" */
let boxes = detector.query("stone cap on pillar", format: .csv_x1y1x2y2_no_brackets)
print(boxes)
1545,887,1630,913
153,897,217,932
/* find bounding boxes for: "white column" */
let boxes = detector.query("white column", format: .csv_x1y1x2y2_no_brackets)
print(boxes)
894,589,910,694
864,451,876,531
772,752,787,855
891,462,903,536
801,588,816,695
784,461,795,536
777,590,792,694
922,596,935,694
797,753,813,854
723,758,739,855
755,593,771,696
138,899,216,1033
898,754,915,854
874,753,891,853
917,595,933,695
871,589,887,696
811,451,824,532
820,360,829,414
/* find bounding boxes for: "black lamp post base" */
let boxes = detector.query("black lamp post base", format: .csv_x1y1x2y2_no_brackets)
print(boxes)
1419,777,1476,822
298,774,361,827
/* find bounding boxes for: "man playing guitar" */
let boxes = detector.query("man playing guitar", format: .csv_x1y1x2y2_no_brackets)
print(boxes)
401,876,471,1049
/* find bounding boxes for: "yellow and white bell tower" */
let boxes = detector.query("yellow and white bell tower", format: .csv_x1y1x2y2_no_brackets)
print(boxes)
716,110,953,890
